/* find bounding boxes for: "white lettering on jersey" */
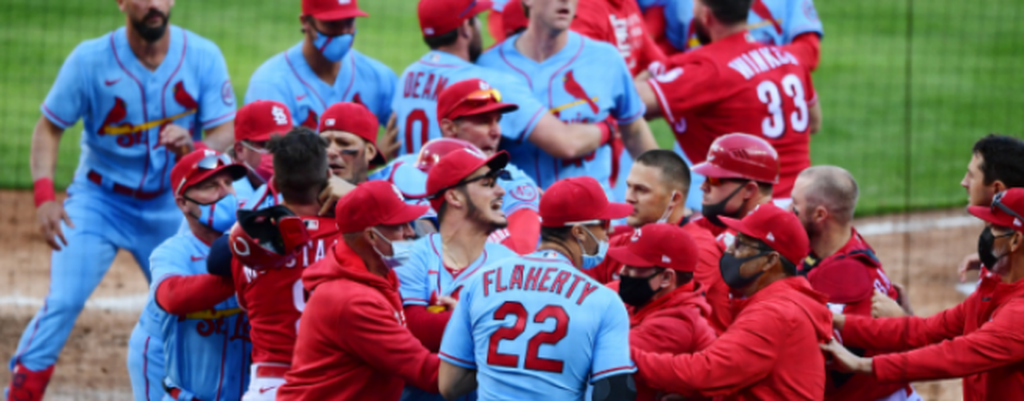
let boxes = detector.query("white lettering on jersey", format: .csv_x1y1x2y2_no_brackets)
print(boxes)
728,48,801,80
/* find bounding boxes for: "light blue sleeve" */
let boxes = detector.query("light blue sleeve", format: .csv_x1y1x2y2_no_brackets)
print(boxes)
501,167,540,214
439,281,477,369
375,65,398,126
663,0,694,52
244,60,294,110
783,0,824,42
609,51,646,125
197,41,236,130
394,237,433,306
483,70,547,143
589,291,637,383
41,45,87,129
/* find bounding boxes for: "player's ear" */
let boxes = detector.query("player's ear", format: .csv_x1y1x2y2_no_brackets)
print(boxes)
116,0,128,13
364,141,378,162
439,119,457,138
814,204,828,224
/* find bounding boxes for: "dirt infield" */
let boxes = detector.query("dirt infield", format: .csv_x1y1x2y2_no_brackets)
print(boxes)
0,189,980,400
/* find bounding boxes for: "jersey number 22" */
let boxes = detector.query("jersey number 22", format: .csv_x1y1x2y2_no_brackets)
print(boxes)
487,301,569,373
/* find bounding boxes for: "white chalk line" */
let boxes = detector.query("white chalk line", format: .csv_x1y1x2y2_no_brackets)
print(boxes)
0,216,984,313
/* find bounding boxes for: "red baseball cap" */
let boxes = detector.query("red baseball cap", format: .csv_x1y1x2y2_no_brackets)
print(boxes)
235,100,294,143
719,204,809,267
303,0,368,21
693,133,780,184
418,0,493,37
335,181,430,234
171,149,248,197
607,224,699,273
425,147,509,211
319,102,386,166
540,177,632,227
969,188,1024,230
437,78,518,121
502,0,528,37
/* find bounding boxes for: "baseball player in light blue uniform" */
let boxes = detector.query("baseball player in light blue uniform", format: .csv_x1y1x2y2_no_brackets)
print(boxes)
438,250,636,400
397,233,519,310
244,0,396,127
640,0,824,210
478,31,648,200
129,150,251,401
9,3,236,397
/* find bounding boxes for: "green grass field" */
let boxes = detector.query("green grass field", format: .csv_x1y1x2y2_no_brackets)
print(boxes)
0,0,1021,215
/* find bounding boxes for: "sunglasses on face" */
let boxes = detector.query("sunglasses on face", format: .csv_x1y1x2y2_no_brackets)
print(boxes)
241,141,270,155
428,169,511,200
705,176,748,187
195,153,233,170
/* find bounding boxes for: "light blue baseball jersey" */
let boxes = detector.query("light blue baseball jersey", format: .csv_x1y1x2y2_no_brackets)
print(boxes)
148,230,251,401
245,42,396,127
41,25,235,193
241,182,283,212
439,250,636,401
391,51,546,157
370,155,541,223
664,0,824,52
396,233,519,307
477,32,645,198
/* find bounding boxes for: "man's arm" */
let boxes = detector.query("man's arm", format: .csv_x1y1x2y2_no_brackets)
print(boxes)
633,78,662,120
343,297,441,393
591,373,637,401
438,361,477,400
31,116,72,251
528,114,611,159
808,99,822,135
840,298,967,352
618,118,657,158
201,120,235,152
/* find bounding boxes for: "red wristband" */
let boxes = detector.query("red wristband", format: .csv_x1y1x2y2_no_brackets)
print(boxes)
598,121,611,145
33,178,55,208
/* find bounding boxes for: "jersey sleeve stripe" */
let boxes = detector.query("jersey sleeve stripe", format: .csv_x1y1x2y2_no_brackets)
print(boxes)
201,111,235,128
402,299,429,306
591,365,637,381
42,105,73,128
439,351,476,369
616,107,645,126
516,108,546,142
647,78,678,126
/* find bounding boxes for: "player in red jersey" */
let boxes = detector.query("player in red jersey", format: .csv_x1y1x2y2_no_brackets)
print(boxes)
228,128,344,401
570,0,668,76
791,166,921,401
635,0,822,203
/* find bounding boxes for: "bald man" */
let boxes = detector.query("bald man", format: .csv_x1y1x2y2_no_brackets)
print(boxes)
790,166,919,401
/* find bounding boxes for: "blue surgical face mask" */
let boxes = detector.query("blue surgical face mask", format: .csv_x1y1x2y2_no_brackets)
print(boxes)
189,193,240,233
577,227,609,270
312,29,356,62
371,228,414,269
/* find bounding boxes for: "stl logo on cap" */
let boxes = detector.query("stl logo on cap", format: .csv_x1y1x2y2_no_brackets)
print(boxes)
325,118,336,127
1016,218,1022,228
339,0,352,4
766,232,775,242
479,81,491,90
272,106,289,125
662,255,672,264
631,229,642,242
391,184,406,201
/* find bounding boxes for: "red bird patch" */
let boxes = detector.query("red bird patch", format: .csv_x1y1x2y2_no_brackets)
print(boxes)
173,81,199,110
563,70,599,114
99,97,128,135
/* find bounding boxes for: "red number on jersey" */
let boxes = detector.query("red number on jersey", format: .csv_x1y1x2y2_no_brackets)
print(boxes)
404,108,431,155
486,302,569,373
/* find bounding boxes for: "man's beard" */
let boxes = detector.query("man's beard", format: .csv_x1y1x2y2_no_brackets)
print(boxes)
469,35,483,63
132,10,170,43
692,18,712,46
467,196,507,231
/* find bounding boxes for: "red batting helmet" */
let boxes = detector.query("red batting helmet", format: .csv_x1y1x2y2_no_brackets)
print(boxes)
230,206,310,270
692,133,780,184
415,138,482,173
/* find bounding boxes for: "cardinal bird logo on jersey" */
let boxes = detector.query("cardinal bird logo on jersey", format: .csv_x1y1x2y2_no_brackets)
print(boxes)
173,81,199,110
300,110,319,130
99,97,128,135
352,93,364,106
562,70,599,114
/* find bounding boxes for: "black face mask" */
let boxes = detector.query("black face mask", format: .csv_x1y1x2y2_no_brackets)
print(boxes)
618,271,661,307
719,251,770,290
701,184,746,227
977,226,1013,269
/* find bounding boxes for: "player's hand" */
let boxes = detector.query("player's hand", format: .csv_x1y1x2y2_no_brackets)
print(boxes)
159,124,194,158
37,200,74,251
318,175,356,216
892,282,914,316
437,295,458,311
958,253,981,282
380,113,400,160
820,339,872,374
871,289,906,318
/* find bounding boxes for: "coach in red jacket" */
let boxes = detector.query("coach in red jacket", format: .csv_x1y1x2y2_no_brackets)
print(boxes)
822,188,1024,401
632,204,832,400
607,223,716,401
277,181,438,400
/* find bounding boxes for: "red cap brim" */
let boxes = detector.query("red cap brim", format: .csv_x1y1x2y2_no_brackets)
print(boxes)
601,202,634,221
692,161,743,180
179,164,249,196
719,215,756,241
247,126,293,142
448,102,519,121
311,8,369,21
607,246,654,268
969,205,1016,228
464,0,494,19
382,204,431,226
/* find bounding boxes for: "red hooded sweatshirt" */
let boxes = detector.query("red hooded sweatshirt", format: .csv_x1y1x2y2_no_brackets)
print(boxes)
632,277,832,400
276,241,440,401
841,273,1024,401
611,281,717,401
